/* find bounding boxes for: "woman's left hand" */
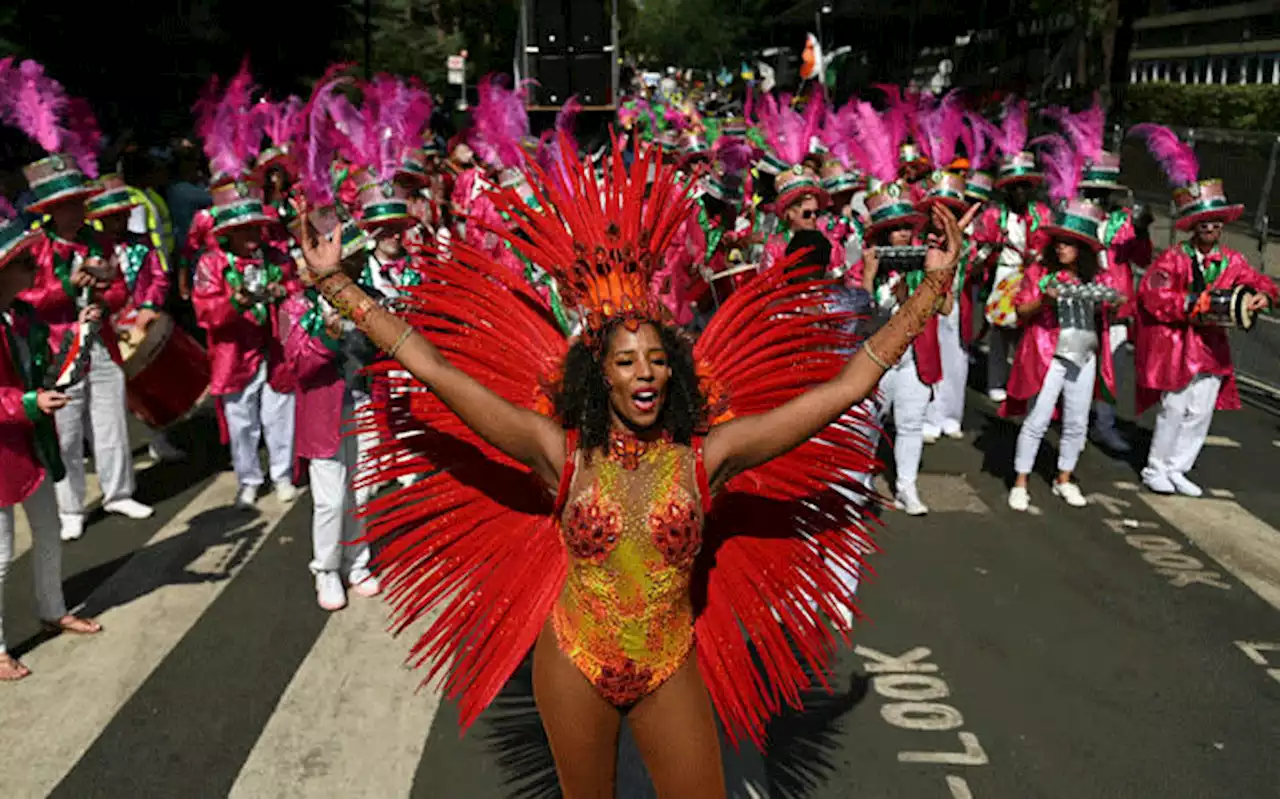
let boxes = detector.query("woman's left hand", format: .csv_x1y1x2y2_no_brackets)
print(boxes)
1247,293,1270,313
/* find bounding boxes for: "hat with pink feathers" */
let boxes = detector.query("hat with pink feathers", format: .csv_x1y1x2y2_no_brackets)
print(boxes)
1128,123,1242,230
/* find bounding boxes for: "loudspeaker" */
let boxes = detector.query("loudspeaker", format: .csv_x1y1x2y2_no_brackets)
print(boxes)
529,53,611,107
530,55,572,106
571,52,610,106
567,0,607,49
533,0,569,53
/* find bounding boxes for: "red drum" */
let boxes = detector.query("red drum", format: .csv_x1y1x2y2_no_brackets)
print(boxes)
116,310,211,428
709,263,760,306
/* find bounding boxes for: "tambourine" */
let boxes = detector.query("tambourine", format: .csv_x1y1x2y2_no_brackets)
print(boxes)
1189,286,1257,331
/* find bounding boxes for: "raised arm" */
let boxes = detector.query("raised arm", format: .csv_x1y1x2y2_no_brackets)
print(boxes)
703,202,978,487
298,210,565,489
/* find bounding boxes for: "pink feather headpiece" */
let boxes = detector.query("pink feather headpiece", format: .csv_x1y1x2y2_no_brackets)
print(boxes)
0,58,102,177
1031,133,1082,204
469,75,531,171
1127,123,1199,187
536,96,582,189
917,91,964,169
960,111,1001,171
818,100,869,172
755,92,823,167
848,102,902,184
995,97,1029,159
199,59,264,181
1042,94,1105,163
297,64,357,207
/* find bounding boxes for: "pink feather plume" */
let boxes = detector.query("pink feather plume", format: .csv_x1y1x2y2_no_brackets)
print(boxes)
1042,94,1105,161
995,97,1029,158
961,111,1001,170
1128,123,1198,186
714,135,755,176
0,59,100,174
849,101,901,184
819,100,869,172
917,90,963,168
201,59,259,180
298,66,356,206
755,93,821,166
62,97,102,178
469,74,531,170
1032,133,1081,204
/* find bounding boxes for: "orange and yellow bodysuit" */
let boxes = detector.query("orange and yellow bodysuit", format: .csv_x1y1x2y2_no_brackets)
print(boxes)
551,435,707,707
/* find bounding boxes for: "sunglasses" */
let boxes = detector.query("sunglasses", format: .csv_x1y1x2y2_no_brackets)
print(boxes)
1197,220,1224,230
799,209,817,220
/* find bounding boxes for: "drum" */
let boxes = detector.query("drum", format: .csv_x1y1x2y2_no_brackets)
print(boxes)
1191,286,1257,331
117,310,212,428
708,263,760,305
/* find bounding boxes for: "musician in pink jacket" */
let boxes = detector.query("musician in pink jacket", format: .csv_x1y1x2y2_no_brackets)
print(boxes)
0,218,101,681
192,179,298,509
1129,126,1278,496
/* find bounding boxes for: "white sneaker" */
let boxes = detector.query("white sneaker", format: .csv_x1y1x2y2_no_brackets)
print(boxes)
59,513,85,542
943,426,965,440
348,567,382,598
275,483,299,504
894,485,929,516
104,498,155,520
1008,486,1030,512
987,388,1007,403
834,604,855,631
922,427,940,445
235,485,258,509
315,571,347,611
1169,473,1203,498
1092,426,1132,453
1142,473,1176,495
1052,481,1088,507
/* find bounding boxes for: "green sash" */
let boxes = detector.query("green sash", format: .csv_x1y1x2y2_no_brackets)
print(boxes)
2,301,65,482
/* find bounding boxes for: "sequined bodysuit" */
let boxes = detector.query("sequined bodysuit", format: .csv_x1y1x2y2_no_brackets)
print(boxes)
551,434,708,707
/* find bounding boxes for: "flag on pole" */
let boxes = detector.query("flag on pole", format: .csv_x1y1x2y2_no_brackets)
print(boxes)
799,33,824,84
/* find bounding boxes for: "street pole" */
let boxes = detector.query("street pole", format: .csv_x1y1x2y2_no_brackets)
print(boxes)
815,11,823,51
364,0,372,79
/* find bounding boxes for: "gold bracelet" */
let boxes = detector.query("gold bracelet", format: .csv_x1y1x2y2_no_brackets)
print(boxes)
387,326,414,358
863,342,892,370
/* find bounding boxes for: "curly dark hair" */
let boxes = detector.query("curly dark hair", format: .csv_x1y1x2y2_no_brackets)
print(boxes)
1044,236,1099,284
554,320,706,452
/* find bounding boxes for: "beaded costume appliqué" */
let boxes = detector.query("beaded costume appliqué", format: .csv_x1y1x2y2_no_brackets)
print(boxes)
552,438,704,707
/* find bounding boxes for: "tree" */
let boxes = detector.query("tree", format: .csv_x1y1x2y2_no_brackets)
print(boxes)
623,0,765,70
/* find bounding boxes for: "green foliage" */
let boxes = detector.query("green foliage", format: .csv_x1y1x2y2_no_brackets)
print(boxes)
1124,83,1280,132
623,0,763,70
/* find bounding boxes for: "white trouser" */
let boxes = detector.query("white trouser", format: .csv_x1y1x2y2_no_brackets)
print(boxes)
880,351,931,492
0,478,66,653
926,302,968,434
55,340,135,517
1142,374,1223,481
1014,353,1097,476
308,399,372,576
222,361,296,488
1093,323,1128,433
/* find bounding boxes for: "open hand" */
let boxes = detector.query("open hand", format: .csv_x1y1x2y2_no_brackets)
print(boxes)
37,390,68,414
296,199,344,280
923,203,970,275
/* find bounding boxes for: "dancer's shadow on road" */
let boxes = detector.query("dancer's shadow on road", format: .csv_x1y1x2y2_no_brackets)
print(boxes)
480,650,870,799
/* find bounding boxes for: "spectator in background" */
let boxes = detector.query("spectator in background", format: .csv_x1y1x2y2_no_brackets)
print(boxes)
121,151,175,272
166,147,212,302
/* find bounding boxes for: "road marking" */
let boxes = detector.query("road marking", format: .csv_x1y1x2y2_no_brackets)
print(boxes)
1091,493,1232,591
1233,641,1280,687
856,645,990,793
1209,489,1235,499
1203,435,1241,448
1113,481,1140,492
1141,495,1280,612
0,473,298,799
229,599,445,798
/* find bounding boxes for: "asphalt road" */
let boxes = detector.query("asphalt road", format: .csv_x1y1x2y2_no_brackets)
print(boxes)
3,354,1280,799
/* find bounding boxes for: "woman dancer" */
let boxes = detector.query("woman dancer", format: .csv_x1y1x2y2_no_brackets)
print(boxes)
299,141,964,797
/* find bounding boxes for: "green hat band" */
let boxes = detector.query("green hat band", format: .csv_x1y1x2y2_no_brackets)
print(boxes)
213,199,268,228
1054,211,1101,242
31,171,90,202
761,154,788,175
0,222,35,265
998,164,1040,180
870,201,919,225
340,222,369,259
1177,196,1234,218
85,187,136,217
361,201,410,223
821,174,861,194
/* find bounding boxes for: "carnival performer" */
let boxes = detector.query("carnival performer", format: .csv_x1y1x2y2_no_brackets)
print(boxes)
0,216,102,681
1003,136,1127,512
296,136,966,797
83,174,186,462
1130,125,1277,497
2,63,156,540
284,206,382,611
973,98,1051,402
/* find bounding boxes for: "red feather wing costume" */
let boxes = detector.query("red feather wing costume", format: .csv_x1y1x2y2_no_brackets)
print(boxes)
357,140,884,748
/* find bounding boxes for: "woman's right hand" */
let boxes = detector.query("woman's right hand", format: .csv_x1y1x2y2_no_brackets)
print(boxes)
296,199,344,281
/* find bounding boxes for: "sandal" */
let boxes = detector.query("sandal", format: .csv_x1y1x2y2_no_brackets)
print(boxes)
40,615,103,636
0,653,31,681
